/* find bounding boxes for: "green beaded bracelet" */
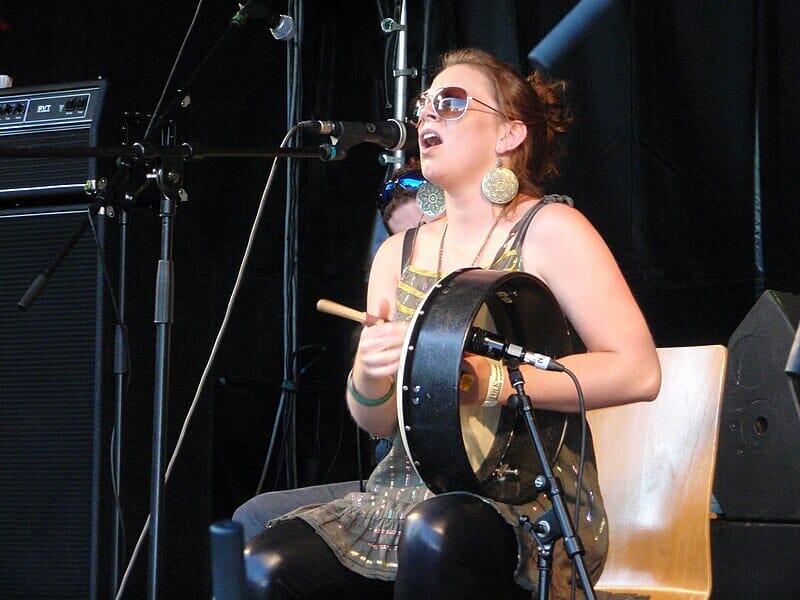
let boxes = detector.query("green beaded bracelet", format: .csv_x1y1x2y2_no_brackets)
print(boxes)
347,370,395,406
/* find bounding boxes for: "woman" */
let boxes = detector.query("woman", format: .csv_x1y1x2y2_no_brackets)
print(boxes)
240,48,661,599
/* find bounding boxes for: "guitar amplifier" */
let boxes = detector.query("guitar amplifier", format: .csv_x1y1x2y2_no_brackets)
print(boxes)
0,80,108,203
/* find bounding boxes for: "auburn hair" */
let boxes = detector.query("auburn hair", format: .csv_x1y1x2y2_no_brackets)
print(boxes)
437,48,573,197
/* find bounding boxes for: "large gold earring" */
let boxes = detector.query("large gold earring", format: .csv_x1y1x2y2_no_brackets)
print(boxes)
481,157,518,205
416,181,446,217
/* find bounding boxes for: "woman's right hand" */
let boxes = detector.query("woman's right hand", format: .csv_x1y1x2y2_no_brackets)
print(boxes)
355,298,408,381
347,299,406,438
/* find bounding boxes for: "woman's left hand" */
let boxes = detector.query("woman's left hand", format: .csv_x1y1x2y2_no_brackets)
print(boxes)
459,353,492,405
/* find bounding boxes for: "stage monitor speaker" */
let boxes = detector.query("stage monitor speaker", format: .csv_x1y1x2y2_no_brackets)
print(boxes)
711,520,800,599
0,205,116,598
713,289,800,522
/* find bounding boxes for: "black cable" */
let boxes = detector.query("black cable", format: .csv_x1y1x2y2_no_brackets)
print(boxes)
86,206,135,591
142,0,207,143
145,22,238,142
421,0,433,89
281,347,326,488
278,0,304,490
355,422,365,492
558,368,587,528
255,390,286,495
324,395,348,480
272,423,288,489
283,396,294,488
108,426,128,570
559,365,588,600
86,208,130,372
293,344,327,378
312,392,323,482
379,1,402,111
374,0,387,22
382,30,396,110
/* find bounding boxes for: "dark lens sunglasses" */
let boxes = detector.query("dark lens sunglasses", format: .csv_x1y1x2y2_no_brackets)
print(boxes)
378,169,426,211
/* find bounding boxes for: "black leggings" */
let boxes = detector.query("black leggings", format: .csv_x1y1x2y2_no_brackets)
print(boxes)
243,493,530,599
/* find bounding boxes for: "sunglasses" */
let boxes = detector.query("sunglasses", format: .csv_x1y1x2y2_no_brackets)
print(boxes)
378,169,426,211
408,86,507,126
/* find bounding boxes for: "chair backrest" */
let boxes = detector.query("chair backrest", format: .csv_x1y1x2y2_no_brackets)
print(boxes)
587,345,727,600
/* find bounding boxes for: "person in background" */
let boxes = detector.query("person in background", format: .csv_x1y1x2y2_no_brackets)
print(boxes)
235,47,661,599
368,158,441,265
378,160,429,235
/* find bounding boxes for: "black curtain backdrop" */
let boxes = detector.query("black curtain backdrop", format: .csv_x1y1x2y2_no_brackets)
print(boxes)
557,1,760,345
1,1,799,597
757,1,800,294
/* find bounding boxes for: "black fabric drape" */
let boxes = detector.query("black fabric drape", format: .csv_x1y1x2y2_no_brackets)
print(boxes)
487,1,760,345
757,1,800,294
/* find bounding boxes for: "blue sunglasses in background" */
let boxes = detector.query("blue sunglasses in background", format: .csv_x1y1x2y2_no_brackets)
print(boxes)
378,169,426,212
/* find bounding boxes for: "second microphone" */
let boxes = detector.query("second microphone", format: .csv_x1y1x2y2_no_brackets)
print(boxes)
300,119,418,153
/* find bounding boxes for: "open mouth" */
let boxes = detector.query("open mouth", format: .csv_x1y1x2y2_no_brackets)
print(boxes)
421,131,443,148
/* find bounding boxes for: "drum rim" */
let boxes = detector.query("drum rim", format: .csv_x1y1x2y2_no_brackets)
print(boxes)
397,267,571,503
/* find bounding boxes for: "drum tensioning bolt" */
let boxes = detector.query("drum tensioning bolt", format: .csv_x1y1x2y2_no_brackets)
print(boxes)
493,464,520,481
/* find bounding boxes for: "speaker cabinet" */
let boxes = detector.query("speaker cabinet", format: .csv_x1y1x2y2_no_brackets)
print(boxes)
1,83,216,596
711,520,800,599
0,205,116,598
713,290,800,522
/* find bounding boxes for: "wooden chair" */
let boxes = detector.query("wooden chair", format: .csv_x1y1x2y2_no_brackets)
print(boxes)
586,345,727,600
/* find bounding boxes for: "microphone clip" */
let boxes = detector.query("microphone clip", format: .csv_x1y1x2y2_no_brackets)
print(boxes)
230,2,295,40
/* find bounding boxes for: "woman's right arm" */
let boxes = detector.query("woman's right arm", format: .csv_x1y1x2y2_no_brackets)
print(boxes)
346,232,409,438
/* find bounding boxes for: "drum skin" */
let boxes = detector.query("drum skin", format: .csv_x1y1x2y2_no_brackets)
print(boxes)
397,268,575,504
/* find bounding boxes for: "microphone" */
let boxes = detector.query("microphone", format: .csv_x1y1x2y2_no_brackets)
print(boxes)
299,119,418,152
231,1,295,41
465,327,566,372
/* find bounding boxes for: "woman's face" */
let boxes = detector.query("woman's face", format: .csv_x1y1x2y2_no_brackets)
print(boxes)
416,64,507,192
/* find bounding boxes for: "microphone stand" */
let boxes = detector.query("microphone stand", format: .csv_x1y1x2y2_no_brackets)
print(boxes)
504,358,596,600
145,121,180,600
111,196,129,595
101,158,140,597
0,144,334,161
135,139,339,600
379,0,415,171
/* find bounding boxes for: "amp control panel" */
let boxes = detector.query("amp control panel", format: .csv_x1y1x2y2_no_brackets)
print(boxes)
0,80,107,201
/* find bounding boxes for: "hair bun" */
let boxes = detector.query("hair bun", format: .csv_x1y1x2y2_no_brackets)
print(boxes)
527,71,573,135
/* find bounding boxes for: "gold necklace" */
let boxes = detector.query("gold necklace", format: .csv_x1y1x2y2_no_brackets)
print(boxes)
437,206,508,278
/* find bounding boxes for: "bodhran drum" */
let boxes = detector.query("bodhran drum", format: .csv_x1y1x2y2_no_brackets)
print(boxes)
397,268,575,504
